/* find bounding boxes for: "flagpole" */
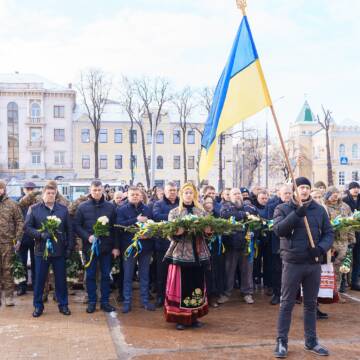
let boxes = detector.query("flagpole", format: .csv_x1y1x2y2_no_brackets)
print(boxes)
236,0,317,255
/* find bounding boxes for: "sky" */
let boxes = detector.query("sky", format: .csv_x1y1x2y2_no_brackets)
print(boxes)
0,0,359,136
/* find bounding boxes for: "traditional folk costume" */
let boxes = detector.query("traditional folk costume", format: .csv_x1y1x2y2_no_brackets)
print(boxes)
164,184,211,327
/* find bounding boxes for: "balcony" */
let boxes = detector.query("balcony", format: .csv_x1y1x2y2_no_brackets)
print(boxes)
26,140,46,150
26,117,46,126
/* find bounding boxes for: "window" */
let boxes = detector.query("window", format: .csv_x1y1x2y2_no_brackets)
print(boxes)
147,131,152,144
187,130,195,144
54,151,65,165
156,130,164,144
130,155,137,169
81,129,90,143
54,129,65,141
54,105,65,118
154,180,165,188
130,129,137,144
173,155,181,169
339,144,346,157
100,155,108,169
115,155,123,169
99,129,108,143
174,180,181,188
188,156,195,169
31,151,41,165
82,155,90,169
30,127,41,142
156,156,164,169
339,171,345,186
352,144,358,159
352,171,359,181
31,103,41,118
114,129,123,143
173,129,181,144
7,102,19,169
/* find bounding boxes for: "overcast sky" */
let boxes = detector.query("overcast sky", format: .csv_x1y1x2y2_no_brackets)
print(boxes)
0,0,359,136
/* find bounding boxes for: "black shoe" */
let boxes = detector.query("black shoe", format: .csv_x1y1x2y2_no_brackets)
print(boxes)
101,303,116,312
304,342,329,356
59,305,71,316
270,295,281,305
155,297,164,308
143,303,156,311
17,287,27,296
274,338,288,358
32,307,44,318
176,323,185,330
86,303,96,313
192,320,203,328
317,308,328,320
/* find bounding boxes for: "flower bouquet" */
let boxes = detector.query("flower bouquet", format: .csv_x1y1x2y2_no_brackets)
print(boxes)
11,252,27,285
85,216,110,268
38,215,61,259
339,248,352,274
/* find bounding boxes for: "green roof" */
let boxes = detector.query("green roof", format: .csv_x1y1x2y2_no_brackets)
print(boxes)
296,100,316,123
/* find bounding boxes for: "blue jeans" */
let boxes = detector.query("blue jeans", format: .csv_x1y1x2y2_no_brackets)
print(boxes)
33,255,67,309
86,253,111,305
123,250,152,305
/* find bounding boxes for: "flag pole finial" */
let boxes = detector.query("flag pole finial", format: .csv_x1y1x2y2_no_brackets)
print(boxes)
236,0,247,16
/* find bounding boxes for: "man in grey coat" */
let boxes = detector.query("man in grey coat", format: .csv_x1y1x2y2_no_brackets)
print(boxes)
273,177,334,358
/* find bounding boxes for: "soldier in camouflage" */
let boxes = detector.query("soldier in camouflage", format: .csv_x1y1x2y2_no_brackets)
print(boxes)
325,186,356,299
0,180,24,306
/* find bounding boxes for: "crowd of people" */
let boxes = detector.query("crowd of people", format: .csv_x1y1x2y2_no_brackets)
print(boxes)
0,176,359,357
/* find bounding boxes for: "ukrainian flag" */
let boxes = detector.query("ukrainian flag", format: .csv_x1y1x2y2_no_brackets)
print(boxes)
199,15,272,181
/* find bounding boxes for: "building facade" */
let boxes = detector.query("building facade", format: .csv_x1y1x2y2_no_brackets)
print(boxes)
0,73,76,180
289,101,360,188
73,101,233,189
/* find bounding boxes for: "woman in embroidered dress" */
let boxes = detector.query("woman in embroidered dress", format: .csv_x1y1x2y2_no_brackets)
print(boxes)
164,182,212,330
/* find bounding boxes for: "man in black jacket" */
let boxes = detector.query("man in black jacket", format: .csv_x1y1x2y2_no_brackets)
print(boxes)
273,177,334,358
75,180,120,314
116,186,155,314
25,183,74,317
152,181,179,307
342,181,360,290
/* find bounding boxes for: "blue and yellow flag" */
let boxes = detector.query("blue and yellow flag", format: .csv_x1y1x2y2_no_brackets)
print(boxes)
199,15,272,181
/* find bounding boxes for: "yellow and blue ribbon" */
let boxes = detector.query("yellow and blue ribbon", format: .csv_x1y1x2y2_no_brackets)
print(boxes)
84,237,100,268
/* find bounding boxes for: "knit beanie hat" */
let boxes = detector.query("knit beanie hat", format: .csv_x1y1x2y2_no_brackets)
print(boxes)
295,177,311,188
240,187,249,194
348,181,360,191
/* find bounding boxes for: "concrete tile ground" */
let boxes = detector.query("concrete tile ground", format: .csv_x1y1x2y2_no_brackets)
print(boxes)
1,287,360,360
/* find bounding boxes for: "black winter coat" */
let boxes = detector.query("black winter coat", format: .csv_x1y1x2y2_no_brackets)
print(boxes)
220,201,247,250
116,202,153,252
273,198,334,264
267,196,283,254
25,201,74,257
343,191,360,242
152,197,179,252
74,196,118,255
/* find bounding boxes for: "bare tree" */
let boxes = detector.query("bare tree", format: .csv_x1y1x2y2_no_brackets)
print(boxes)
173,86,196,183
242,134,264,187
77,69,111,178
317,106,334,186
119,77,136,185
133,77,172,188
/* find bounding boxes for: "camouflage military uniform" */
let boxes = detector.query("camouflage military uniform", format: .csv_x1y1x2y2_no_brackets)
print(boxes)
0,194,24,299
326,199,356,282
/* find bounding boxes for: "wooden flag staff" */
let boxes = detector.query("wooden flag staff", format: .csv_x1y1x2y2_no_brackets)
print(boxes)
236,0,317,255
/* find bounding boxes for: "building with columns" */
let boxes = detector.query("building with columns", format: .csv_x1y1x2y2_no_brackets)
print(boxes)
0,73,76,180
289,101,360,188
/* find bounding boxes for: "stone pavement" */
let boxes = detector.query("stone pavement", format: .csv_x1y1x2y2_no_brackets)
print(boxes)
1,287,360,360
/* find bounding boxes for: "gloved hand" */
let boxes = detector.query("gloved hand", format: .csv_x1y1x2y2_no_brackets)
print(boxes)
308,246,323,260
295,205,307,217
40,231,51,241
